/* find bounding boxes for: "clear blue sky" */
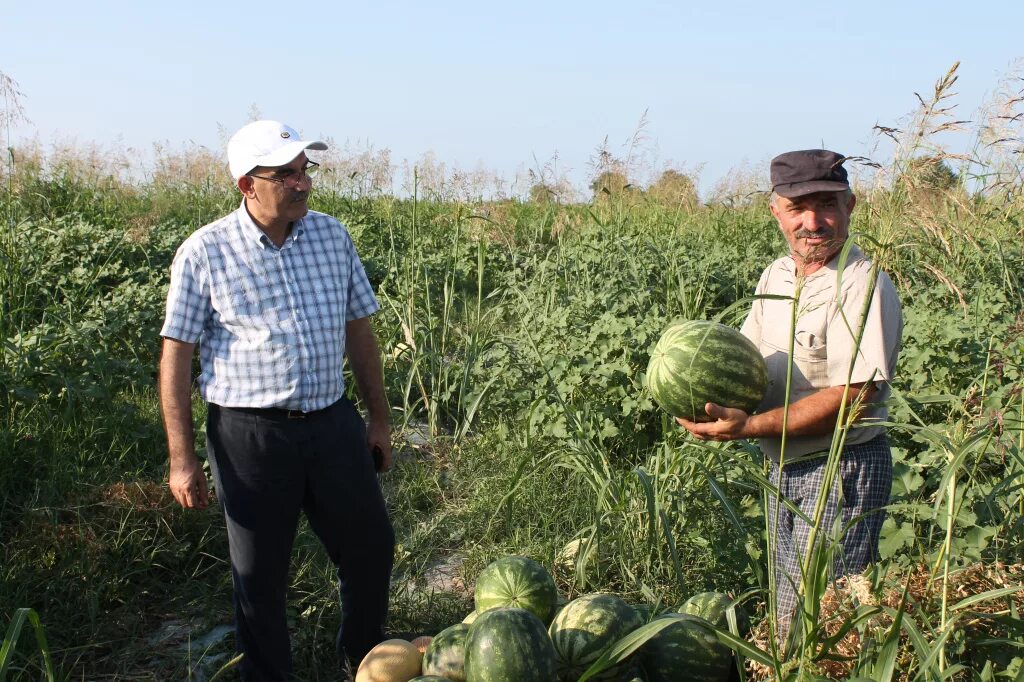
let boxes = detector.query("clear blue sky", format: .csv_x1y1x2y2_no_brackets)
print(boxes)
4,0,1022,195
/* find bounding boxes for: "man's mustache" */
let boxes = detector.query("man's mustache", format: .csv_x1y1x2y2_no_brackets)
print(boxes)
794,229,833,239
291,192,309,202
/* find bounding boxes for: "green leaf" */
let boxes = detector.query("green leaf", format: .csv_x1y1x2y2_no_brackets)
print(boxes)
577,614,774,682
878,520,916,559
951,584,1024,612
0,607,56,681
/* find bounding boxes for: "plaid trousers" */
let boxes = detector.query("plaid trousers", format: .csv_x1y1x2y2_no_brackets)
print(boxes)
766,434,892,641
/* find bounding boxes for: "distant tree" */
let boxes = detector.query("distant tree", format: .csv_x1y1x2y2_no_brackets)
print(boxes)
589,170,633,201
896,155,962,211
527,179,577,205
900,156,959,191
647,169,699,209
529,183,557,204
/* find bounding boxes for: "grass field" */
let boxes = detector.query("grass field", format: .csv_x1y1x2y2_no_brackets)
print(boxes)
1,65,1023,680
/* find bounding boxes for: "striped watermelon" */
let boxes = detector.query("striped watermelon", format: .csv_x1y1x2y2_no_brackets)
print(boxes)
617,664,646,682
549,593,643,681
474,556,558,625
646,320,767,422
637,614,732,682
464,607,557,682
680,592,749,636
632,603,658,624
422,623,469,682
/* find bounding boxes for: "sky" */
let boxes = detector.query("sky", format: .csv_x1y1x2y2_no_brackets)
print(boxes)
3,0,1023,196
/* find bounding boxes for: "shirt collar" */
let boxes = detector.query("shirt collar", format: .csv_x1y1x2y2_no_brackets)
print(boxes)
235,200,306,250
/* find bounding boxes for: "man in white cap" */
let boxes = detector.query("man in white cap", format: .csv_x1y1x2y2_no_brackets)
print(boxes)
159,120,394,680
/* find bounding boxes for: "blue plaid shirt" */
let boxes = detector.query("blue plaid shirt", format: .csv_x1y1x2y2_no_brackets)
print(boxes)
160,203,380,411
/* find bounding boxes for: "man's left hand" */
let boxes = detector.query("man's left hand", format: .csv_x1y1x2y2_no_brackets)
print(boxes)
366,420,392,472
676,403,750,441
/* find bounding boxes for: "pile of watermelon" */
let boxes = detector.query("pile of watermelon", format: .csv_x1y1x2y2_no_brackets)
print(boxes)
356,555,747,682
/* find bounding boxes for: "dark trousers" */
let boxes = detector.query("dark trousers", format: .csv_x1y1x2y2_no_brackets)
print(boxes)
206,397,395,681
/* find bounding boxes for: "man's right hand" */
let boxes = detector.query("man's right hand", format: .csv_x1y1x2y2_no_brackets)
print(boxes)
677,402,752,441
160,338,206,509
169,455,209,509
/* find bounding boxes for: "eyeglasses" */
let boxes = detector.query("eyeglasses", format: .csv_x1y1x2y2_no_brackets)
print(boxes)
248,161,320,187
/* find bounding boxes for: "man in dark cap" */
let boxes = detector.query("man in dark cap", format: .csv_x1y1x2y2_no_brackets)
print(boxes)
677,149,902,645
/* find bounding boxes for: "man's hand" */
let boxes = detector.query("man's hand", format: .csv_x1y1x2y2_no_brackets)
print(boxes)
346,317,392,472
676,402,751,441
676,382,875,442
366,419,393,472
160,338,205,510
169,455,209,509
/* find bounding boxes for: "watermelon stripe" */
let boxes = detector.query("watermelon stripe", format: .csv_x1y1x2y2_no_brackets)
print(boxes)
549,593,642,680
465,608,557,682
639,616,733,682
647,320,767,421
422,623,469,681
474,556,557,625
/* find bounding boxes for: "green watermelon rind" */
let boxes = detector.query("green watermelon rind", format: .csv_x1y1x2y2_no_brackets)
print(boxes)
421,622,469,682
646,320,768,422
680,591,749,636
548,593,644,681
637,614,732,682
464,607,557,682
473,555,558,625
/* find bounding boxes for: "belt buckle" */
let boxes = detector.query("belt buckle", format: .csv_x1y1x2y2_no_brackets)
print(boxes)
285,409,307,419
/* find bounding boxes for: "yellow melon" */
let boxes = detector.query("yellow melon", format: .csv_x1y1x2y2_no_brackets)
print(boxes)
355,639,422,682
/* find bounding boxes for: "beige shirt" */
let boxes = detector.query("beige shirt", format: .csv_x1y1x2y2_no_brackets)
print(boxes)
741,245,903,462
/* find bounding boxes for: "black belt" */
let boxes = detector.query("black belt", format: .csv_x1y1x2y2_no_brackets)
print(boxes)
215,401,338,420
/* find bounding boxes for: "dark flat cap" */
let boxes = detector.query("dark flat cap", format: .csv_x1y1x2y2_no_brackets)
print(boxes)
770,149,849,198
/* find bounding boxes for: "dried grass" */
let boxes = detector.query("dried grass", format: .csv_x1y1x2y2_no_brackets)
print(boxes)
746,563,1024,680
102,480,177,511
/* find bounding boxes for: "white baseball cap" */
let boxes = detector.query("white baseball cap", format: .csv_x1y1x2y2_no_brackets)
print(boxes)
227,120,328,180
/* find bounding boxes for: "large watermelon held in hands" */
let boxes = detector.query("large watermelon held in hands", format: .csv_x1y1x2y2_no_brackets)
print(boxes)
646,320,767,422
473,556,558,625
464,607,557,682
548,593,643,681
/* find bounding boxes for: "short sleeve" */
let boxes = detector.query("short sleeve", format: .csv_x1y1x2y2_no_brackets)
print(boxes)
160,244,211,343
740,268,769,346
827,268,902,386
344,233,380,321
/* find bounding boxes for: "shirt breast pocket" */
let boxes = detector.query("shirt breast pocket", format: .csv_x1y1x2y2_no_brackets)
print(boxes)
792,326,830,388
794,329,827,361
214,280,265,323
313,284,347,331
